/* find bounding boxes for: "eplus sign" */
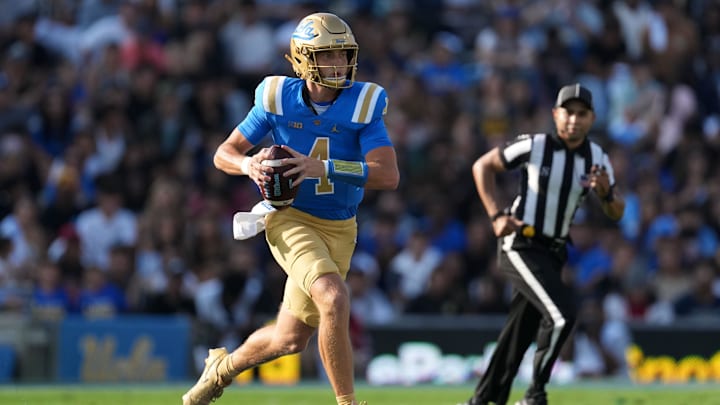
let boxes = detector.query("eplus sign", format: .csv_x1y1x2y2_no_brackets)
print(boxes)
365,342,575,386
365,342,720,385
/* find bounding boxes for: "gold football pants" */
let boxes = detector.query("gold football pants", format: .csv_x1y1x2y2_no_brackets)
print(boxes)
265,207,356,327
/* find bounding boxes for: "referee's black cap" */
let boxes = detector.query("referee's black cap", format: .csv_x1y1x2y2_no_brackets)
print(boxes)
555,83,593,110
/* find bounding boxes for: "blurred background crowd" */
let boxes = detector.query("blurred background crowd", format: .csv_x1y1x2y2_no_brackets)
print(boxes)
0,0,719,379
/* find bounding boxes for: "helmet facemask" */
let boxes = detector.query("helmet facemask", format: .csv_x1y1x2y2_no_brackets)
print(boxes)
285,13,359,89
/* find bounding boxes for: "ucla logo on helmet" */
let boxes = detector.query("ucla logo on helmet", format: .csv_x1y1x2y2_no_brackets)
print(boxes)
293,20,317,40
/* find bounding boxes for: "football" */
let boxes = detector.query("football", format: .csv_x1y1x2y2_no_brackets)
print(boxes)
261,145,299,209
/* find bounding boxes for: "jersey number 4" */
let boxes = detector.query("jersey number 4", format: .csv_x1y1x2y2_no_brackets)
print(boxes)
308,137,334,195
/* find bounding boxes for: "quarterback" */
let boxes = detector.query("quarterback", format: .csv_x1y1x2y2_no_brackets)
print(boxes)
181,12,399,405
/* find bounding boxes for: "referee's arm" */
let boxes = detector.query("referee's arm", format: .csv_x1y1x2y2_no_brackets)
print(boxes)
597,188,625,222
472,147,522,237
589,165,625,221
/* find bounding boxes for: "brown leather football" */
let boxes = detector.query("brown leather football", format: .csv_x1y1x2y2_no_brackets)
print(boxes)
261,145,298,209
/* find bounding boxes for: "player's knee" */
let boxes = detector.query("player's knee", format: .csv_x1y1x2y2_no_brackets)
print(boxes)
310,275,350,315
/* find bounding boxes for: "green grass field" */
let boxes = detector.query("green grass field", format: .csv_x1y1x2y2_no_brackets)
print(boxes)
1,383,720,405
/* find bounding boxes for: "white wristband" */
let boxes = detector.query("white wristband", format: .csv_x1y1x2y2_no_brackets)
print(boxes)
240,156,251,174
322,160,330,177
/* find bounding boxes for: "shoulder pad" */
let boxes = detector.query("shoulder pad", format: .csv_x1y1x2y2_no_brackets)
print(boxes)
257,76,287,116
351,82,386,124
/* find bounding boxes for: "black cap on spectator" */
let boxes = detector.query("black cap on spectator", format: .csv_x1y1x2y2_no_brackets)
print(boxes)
555,83,593,110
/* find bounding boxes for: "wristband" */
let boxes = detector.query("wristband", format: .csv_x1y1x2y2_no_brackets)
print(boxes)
490,211,506,222
601,185,615,203
240,156,251,174
324,159,369,187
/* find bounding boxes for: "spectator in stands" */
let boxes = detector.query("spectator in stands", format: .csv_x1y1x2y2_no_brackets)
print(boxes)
75,174,137,271
644,0,699,85
143,260,196,316
358,190,416,254
79,0,142,60
38,145,86,234
414,31,470,97
387,230,443,310
568,224,614,293
30,260,70,320
612,0,654,60
673,261,720,320
90,103,128,176
468,277,508,315
106,244,140,310
405,254,467,315
79,266,127,318
219,0,275,91
48,224,84,300
30,84,76,159
474,5,537,75
608,59,665,147
0,192,47,273
651,236,693,304
417,195,467,255
346,251,396,326
191,260,226,343
570,297,630,378
0,74,33,134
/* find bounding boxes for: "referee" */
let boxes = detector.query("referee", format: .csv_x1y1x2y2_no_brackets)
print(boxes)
462,84,625,405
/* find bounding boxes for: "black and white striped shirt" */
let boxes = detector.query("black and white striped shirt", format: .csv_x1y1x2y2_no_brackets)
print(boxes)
499,133,615,240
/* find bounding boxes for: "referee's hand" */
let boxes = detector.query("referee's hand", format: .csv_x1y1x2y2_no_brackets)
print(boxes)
589,164,610,198
492,215,525,238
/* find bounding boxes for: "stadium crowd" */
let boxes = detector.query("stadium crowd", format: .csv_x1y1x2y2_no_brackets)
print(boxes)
0,0,719,379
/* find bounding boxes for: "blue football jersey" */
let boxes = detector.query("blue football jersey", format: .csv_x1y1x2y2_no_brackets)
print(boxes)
237,76,393,220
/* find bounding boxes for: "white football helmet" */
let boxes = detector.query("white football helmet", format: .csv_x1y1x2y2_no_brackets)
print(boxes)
284,13,358,89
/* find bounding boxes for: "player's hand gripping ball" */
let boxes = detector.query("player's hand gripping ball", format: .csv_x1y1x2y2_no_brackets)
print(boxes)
261,145,299,210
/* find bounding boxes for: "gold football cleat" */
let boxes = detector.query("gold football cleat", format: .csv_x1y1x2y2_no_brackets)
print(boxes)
182,348,233,405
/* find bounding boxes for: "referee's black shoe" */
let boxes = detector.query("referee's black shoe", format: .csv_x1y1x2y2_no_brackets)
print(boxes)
515,391,548,405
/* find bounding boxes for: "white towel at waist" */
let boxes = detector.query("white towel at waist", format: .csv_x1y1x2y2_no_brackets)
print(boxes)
232,201,277,240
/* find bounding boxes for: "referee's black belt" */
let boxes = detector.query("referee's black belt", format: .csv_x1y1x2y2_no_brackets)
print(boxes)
520,225,568,252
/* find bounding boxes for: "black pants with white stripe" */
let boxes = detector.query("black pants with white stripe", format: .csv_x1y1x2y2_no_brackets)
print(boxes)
471,235,577,405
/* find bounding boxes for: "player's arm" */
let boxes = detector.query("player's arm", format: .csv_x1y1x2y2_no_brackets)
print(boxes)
472,147,522,237
363,145,399,190
214,127,272,186
214,127,254,176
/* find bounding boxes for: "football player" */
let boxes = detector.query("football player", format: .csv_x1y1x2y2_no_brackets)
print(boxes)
181,12,399,405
